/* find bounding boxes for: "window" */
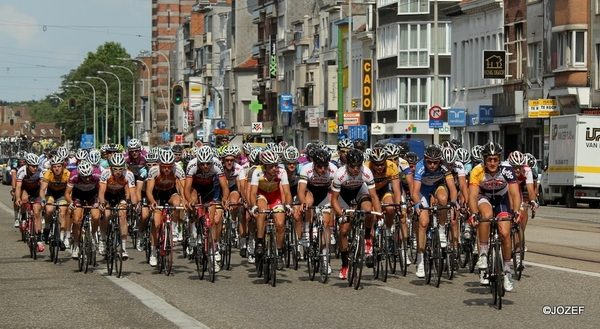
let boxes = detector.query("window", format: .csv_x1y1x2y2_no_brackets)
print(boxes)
398,77,428,120
330,23,339,48
278,15,286,40
430,23,451,54
399,24,429,68
515,23,524,79
377,77,397,111
399,0,429,15
431,77,451,108
377,24,398,59
556,30,587,69
527,42,542,79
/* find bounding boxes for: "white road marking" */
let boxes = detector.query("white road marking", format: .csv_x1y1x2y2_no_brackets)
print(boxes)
99,269,210,329
523,261,600,278
378,286,416,296
0,200,15,218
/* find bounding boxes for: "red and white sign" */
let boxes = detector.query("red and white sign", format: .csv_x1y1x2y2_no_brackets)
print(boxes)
252,122,263,133
429,106,443,120
195,140,203,148
174,134,183,144
187,110,194,121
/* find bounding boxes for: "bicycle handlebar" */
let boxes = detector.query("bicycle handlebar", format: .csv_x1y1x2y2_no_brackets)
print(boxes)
342,209,383,217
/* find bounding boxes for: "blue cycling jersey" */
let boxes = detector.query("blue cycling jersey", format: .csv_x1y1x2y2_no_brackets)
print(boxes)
413,159,452,188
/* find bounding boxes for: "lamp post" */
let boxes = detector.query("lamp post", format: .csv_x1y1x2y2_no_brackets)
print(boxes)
98,70,122,145
110,64,136,139
74,80,97,147
119,57,151,144
150,51,171,135
86,76,109,144
64,84,88,134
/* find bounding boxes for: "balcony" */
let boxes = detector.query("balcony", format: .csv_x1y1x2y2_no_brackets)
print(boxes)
265,3,277,18
251,44,261,58
265,79,277,93
203,32,212,46
203,63,213,77
193,34,203,49
252,79,262,96
252,8,265,24
377,0,397,8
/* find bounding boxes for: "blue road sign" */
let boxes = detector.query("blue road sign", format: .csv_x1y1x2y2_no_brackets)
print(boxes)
216,120,227,129
347,125,368,142
479,105,494,124
429,119,444,129
80,134,94,149
448,108,466,127
162,131,170,141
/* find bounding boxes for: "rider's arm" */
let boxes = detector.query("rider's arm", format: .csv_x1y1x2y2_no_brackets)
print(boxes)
297,181,307,205
14,180,23,205
98,182,106,205
281,183,292,206
331,190,342,217
391,177,402,205
508,182,521,213
64,185,74,204
39,179,48,201
458,175,469,203
411,180,422,205
183,177,193,206
218,175,230,203
368,186,382,213
445,174,458,203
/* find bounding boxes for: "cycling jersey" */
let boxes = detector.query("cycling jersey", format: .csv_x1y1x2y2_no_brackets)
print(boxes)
250,166,289,194
223,162,244,188
42,169,70,192
126,154,146,181
186,158,225,186
67,169,100,192
148,165,185,191
298,162,337,205
413,159,453,188
17,166,42,194
331,165,376,192
469,162,517,197
365,160,401,191
99,169,136,194
65,157,78,172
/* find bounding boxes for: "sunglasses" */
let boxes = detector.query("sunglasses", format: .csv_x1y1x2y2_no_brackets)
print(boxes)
27,164,37,168
348,163,361,169
426,160,440,165
265,164,278,169
112,167,125,171
130,150,140,153
200,163,212,167
160,164,174,168
486,157,500,163
314,163,328,169
80,175,92,179
338,149,349,154
223,158,235,163
373,161,386,167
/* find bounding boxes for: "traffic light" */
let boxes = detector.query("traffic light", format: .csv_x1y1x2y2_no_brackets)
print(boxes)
68,97,76,111
172,84,184,105
30,121,35,129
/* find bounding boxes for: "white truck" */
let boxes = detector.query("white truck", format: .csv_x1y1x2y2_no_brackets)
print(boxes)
539,114,600,208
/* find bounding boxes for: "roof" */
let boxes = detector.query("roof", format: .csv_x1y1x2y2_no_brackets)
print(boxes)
237,57,257,69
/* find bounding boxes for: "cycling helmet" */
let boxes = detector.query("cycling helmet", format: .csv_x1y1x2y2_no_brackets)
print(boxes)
100,144,109,153
481,142,503,158
260,150,279,165
171,144,184,153
338,138,354,150
87,150,101,165
383,144,400,158
442,141,452,149
151,147,162,155
346,148,364,164
353,138,367,151
370,148,387,162
471,145,484,163
106,143,119,152
159,149,176,164
424,144,443,160
77,161,93,177
525,153,537,168
373,142,385,149
405,152,419,164
219,145,238,158
283,146,300,163
312,148,331,165
305,143,318,159
271,144,285,157
17,151,27,160
508,151,527,166
229,145,241,156
196,146,214,163
109,152,126,167
397,141,410,154
364,148,373,158
25,153,39,166
456,148,471,164
441,147,457,163
75,149,88,161
278,141,288,148
50,156,64,165
146,152,159,163
243,143,254,154
266,142,277,150
127,138,142,151
450,139,463,150
56,147,69,159
250,149,261,164
181,149,195,163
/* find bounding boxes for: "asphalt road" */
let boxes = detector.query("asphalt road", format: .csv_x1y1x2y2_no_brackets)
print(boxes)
0,185,598,328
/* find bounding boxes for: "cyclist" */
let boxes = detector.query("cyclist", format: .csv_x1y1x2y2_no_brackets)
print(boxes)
508,151,538,260
65,161,101,260
146,150,186,267
65,150,78,172
98,152,138,259
332,139,353,168
331,148,382,279
353,138,367,152
468,142,521,291
412,144,459,279
14,153,44,252
219,146,245,257
248,150,293,271
11,152,27,227
239,148,262,264
39,156,71,251
471,145,484,167
184,145,230,265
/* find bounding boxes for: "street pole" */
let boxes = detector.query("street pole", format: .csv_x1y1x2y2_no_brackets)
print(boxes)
110,65,136,139
338,26,344,136
98,71,122,145
152,51,171,136
86,76,109,144
119,57,151,145
433,0,440,144
64,84,87,133
74,81,97,148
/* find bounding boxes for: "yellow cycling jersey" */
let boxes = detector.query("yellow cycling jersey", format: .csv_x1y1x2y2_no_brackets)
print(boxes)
365,160,400,190
42,169,70,192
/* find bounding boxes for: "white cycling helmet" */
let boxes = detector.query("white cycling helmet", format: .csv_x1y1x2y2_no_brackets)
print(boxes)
508,151,527,166
109,152,126,167
56,147,69,159
283,146,299,163
75,149,88,161
159,149,176,164
25,153,39,166
260,150,279,165
441,147,457,163
196,146,214,163
87,150,101,165
127,138,142,150
77,161,93,177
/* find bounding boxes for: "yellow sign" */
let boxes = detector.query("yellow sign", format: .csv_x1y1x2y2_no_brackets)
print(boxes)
327,119,338,133
362,59,372,111
528,99,559,117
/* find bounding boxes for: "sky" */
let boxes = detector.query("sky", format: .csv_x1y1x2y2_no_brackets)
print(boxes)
0,0,151,102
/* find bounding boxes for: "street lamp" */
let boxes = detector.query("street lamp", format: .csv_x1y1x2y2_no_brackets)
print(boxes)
118,58,151,138
98,70,122,145
74,80,97,147
64,84,88,134
145,50,171,135
110,64,136,139
86,76,109,144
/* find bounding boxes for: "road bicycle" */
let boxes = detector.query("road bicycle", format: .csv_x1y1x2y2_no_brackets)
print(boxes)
46,203,66,264
221,202,244,271
511,220,525,281
283,205,299,271
155,205,185,276
77,205,97,273
104,206,126,278
255,209,283,287
383,203,408,277
24,201,38,260
419,204,451,288
306,205,333,283
479,215,513,310
194,202,218,282
343,208,383,290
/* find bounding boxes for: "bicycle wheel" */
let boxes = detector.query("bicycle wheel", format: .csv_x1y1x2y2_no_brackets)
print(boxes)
84,224,92,273
144,223,152,264
114,225,123,278
353,235,365,290
320,227,330,284
181,220,189,259
29,220,37,260
78,230,85,272
431,228,443,288
308,226,318,281
51,219,60,264
207,228,216,282
164,223,173,276
223,219,232,270
379,229,388,283
445,225,455,281
496,245,504,309
289,219,298,270
270,230,277,287
424,236,432,285
347,236,357,288
372,231,380,280
106,226,114,275
513,224,525,281
263,233,271,284
408,216,417,264
398,225,409,277
195,222,205,280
